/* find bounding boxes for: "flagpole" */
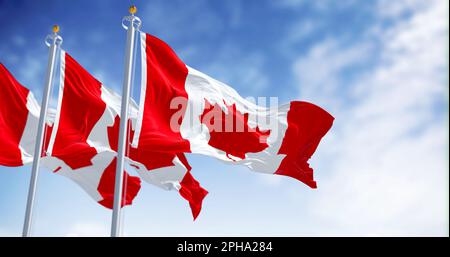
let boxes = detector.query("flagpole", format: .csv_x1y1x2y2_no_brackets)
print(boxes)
111,5,141,237
22,25,62,237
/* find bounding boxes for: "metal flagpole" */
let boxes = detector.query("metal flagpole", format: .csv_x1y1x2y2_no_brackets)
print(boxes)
111,5,141,237
23,25,63,237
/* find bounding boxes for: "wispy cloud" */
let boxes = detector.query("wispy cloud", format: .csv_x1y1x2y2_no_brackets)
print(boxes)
275,0,359,11
293,38,373,111
141,0,224,42
0,0,447,236
0,228,15,237
289,0,448,235
200,43,270,96
64,222,108,237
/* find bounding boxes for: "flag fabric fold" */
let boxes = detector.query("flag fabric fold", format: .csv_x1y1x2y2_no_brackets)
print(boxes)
1,58,142,209
43,51,141,208
0,63,41,167
47,51,207,218
133,33,334,189
0,54,208,219
127,32,210,219
0,32,333,222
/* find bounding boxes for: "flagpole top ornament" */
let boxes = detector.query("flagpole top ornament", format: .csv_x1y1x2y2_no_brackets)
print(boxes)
52,25,60,34
122,6,141,30
45,25,63,47
129,5,137,15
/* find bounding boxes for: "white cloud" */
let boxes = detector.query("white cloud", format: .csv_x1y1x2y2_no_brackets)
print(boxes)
17,54,46,100
293,38,373,112
279,19,323,56
290,0,449,235
376,0,428,19
275,0,359,11
64,222,109,237
0,228,15,237
257,173,284,187
224,0,242,28
200,43,270,95
139,0,269,97
141,0,224,41
12,35,26,47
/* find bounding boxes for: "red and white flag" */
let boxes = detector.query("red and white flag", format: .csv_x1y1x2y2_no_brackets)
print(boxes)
1,58,142,209
1,33,333,221
133,33,334,189
1,54,207,219
0,63,42,167
44,51,141,208
48,51,207,219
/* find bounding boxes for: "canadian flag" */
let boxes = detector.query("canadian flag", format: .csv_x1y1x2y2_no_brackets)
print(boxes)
44,51,141,208
48,51,208,219
1,54,207,219
1,33,333,221
0,61,142,209
0,63,41,167
132,33,334,189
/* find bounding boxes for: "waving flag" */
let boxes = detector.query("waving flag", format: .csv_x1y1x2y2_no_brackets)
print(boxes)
0,54,207,219
48,51,207,219
133,33,334,188
44,51,141,208
0,58,141,208
1,33,332,223
0,63,41,167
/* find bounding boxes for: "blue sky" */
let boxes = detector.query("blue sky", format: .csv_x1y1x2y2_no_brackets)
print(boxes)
0,0,448,236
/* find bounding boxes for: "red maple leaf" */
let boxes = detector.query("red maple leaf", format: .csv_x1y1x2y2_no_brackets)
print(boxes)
200,99,271,160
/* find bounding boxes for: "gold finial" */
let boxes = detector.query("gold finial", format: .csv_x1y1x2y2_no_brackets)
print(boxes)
129,5,137,15
52,25,60,33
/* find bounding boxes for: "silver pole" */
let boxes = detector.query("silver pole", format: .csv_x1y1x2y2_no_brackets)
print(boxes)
111,7,141,237
23,26,62,237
